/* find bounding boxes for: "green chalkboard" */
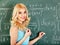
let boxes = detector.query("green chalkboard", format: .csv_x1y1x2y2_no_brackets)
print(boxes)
0,0,60,45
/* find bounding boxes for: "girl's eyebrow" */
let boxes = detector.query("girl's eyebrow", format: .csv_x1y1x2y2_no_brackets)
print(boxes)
24,10,26,13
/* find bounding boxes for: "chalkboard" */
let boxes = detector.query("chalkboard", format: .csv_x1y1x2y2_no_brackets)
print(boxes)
0,0,60,45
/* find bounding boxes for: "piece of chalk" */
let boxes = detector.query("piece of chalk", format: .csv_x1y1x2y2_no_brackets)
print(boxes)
43,33,45,35
41,33,45,35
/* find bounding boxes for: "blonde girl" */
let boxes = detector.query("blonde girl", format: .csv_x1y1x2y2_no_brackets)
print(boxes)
10,3,45,45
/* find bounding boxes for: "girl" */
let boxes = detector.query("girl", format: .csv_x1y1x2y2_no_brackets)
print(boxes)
10,3,45,45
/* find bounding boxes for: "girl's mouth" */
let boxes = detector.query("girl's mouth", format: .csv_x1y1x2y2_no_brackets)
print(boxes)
21,16,26,19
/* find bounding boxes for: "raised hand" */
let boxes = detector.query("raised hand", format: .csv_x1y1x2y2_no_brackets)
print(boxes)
25,28,31,37
38,32,45,39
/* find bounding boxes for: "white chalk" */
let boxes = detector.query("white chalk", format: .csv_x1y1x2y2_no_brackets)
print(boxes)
43,33,45,35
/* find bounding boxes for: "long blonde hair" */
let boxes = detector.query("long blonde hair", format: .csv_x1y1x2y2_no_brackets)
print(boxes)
11,3,30,30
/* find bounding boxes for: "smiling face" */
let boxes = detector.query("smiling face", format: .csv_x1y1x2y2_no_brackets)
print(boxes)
11,3,30,29
17,8,27,23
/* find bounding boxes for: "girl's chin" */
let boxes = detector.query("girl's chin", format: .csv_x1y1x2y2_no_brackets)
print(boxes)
18,18,26,22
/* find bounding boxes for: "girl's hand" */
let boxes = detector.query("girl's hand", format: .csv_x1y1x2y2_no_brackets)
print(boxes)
25,29,31,37
38,32,45,39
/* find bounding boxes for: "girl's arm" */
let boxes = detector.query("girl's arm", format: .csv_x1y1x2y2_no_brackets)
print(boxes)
28,32,45,45
10,26,31,45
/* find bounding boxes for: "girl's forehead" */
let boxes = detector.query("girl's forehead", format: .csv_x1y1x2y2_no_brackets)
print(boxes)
18,8,26,12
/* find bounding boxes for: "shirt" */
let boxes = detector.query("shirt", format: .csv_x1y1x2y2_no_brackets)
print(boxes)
16,30,30,45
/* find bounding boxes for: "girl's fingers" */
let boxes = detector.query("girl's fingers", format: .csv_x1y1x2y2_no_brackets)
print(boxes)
26,29,30,32
40,32,45,36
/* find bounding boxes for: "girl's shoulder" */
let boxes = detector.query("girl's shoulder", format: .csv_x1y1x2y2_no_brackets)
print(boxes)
10,25,18,36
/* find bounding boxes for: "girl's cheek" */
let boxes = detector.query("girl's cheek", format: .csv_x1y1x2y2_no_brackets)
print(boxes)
25,14,27,17
19,14,22,17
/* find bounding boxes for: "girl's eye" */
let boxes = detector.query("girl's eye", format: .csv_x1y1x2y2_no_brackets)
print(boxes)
24,11,26,14
19,12,21,14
